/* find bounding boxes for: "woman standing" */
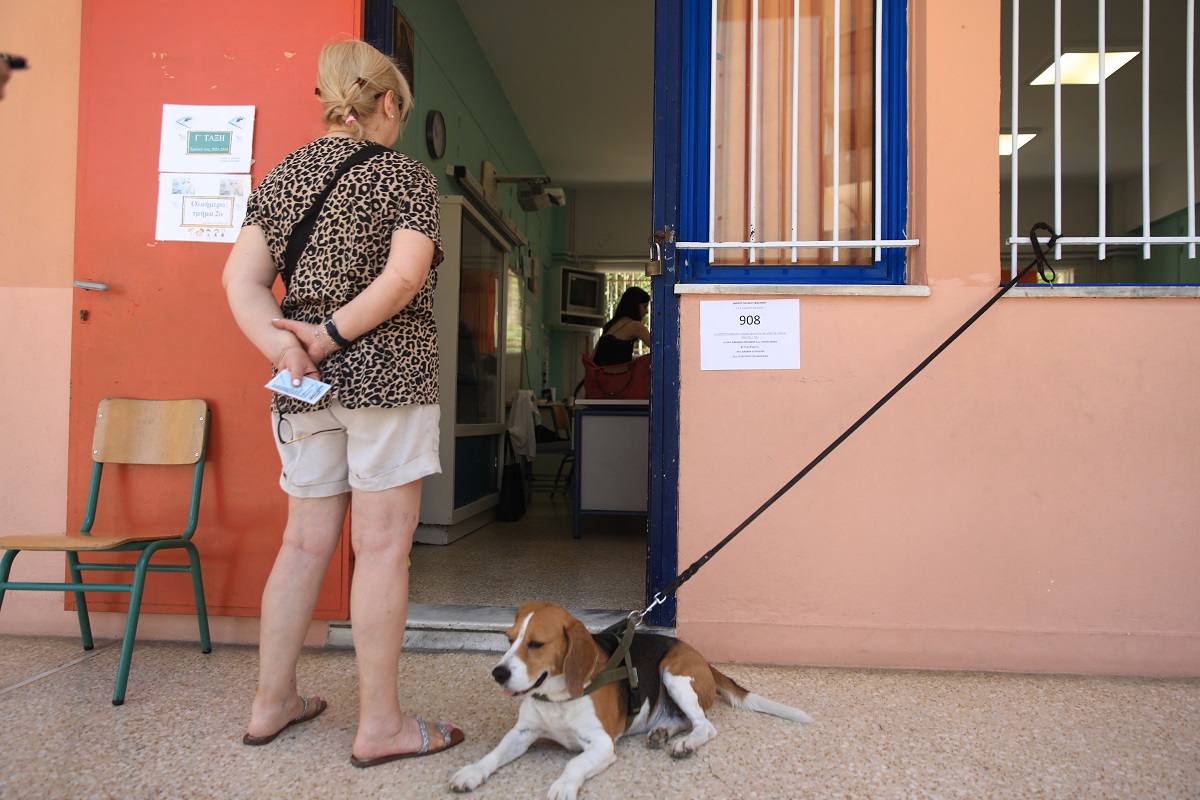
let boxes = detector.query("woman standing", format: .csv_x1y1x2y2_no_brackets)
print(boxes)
223,39,462,766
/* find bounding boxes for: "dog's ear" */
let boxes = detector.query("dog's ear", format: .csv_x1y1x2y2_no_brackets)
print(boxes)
562,617,598,698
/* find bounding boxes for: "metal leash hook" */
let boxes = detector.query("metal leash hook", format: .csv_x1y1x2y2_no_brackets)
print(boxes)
625,223,1061,628
633,592,668,626
1027,222,1060,284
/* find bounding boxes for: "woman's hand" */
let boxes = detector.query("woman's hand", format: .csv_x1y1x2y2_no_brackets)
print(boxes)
274,344,321,386
271,317,333,366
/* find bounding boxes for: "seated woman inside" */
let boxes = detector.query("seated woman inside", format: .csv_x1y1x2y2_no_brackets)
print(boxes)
592,287,651,366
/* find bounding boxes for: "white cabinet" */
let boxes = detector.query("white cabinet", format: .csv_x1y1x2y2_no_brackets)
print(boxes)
417,196,518,544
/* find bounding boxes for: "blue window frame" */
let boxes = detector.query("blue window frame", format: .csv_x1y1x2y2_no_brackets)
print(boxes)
678,0,910,285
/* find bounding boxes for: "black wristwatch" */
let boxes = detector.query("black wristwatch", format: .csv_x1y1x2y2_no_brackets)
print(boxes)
323,317,352,349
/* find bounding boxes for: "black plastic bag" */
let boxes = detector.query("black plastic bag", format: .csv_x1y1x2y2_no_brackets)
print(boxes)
496,434,526,522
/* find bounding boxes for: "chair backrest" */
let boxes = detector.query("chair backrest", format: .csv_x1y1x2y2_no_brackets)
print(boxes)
551,404,572,439
92,398,209,465
81,399,210,538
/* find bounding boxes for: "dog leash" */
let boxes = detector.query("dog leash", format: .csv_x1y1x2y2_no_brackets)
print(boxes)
632,223,1061,626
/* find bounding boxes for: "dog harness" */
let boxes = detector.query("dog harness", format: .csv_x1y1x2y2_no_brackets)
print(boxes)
534,617,651,725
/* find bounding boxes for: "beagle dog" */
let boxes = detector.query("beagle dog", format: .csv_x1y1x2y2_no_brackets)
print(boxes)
450,601,811,800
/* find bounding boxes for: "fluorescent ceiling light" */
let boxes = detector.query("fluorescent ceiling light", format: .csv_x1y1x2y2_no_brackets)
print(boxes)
1030,52,1138,85
999,133,1037,156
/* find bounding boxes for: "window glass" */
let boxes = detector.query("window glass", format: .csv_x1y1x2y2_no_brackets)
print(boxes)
503,268,524,404
1001,0,1200,285
456,214,503,425
713,0,875,267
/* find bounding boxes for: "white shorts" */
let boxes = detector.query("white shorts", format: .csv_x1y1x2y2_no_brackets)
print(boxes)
272,399,441,497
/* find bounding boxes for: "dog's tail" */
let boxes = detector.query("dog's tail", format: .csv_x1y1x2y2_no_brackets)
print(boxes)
712,668,813,724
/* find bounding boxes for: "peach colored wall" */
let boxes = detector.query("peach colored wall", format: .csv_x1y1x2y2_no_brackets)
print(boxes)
675,0,1200,675
0,1,81,636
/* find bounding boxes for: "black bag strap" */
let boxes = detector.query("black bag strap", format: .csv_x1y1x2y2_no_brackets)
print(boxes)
281,142,389,290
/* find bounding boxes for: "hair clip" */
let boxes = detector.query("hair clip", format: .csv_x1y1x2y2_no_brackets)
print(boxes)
345,114,356,125
354,77,367,88
313,87,322,97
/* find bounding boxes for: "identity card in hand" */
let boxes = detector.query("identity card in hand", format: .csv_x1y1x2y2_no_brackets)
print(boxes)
265,371,332,404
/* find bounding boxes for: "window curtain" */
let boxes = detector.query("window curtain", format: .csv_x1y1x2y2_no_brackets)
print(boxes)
460,268,498,357
713,0,875,266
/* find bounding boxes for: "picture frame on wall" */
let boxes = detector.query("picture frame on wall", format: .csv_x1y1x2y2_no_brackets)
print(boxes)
393,11,415,91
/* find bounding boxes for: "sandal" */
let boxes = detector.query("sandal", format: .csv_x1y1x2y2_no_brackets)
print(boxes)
242,695,328,746
350,717,465,768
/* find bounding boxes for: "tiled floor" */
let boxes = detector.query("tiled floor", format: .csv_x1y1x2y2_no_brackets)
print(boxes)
408,493,647,611
1,633,1198,799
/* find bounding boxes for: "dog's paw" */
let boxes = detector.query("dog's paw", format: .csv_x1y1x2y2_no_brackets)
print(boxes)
669,739,697,759
646,727,670,749
450,764,489,793
547,777,581,800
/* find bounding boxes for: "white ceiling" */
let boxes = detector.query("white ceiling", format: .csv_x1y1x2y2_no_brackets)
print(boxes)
456,0,655,189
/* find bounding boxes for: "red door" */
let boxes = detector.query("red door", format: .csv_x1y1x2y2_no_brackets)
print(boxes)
68,0,362,618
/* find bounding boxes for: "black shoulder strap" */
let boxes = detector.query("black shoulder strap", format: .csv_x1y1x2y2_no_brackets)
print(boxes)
281,142,389,290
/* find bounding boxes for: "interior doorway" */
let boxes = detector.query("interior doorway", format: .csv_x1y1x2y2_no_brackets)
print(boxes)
378,1,662,618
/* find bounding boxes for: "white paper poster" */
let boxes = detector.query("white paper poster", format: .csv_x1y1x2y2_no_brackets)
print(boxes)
155,173,250,243
158,104,255,173
699,298,801,371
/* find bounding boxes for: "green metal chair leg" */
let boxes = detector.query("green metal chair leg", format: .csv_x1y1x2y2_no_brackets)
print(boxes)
67,552,95,651
185,543,212,655
112,551,154,706
0,549,16,612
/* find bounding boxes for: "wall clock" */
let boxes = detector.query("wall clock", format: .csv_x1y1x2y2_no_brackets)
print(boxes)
425,109,446,160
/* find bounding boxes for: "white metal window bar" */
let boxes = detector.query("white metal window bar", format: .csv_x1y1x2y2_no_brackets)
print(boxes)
1008,0,1200,279
749,0,760,263
678,0,920,264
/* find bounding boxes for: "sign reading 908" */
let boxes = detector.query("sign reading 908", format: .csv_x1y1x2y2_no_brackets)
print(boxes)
186,130,233,155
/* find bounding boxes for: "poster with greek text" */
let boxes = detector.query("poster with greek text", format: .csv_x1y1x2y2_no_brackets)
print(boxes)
699,298,801,370
155,173,250,243
158,104,255,173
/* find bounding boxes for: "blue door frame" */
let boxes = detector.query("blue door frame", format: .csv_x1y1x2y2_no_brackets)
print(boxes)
645,0,689,628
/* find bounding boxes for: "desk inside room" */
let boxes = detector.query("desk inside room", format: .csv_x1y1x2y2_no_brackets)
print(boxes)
572,399,649,539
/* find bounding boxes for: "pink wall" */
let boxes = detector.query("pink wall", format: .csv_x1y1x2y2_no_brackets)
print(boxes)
675,0,1200,675
0,0,81,636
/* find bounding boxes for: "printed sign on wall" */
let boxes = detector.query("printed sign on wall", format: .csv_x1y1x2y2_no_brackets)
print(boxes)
699,298,801,371
156,103,254,243
155,173,250,243
158,104,255,173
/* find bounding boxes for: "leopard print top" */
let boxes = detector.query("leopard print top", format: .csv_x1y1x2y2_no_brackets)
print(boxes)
242,136,443,415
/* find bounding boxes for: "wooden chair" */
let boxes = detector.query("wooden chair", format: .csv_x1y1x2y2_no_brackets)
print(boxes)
0,398,212,705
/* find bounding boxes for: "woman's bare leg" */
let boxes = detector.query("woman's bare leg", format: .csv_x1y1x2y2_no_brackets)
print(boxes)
246,492,348,737
347,479,450,758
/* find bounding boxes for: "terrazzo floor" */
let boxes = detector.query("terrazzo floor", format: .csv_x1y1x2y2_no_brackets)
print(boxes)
1,632,1198,799
408,494,647,611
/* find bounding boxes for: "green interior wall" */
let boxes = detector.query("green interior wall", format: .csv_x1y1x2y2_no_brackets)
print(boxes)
395,0,558,394
1137,205,1200,284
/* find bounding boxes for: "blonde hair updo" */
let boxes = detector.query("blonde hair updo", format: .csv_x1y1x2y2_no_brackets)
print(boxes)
315,40,412,140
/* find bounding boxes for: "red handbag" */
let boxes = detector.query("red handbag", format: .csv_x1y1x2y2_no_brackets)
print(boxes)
581,353,650,400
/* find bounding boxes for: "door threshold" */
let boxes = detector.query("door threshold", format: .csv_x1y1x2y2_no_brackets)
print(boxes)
327,603,674,652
